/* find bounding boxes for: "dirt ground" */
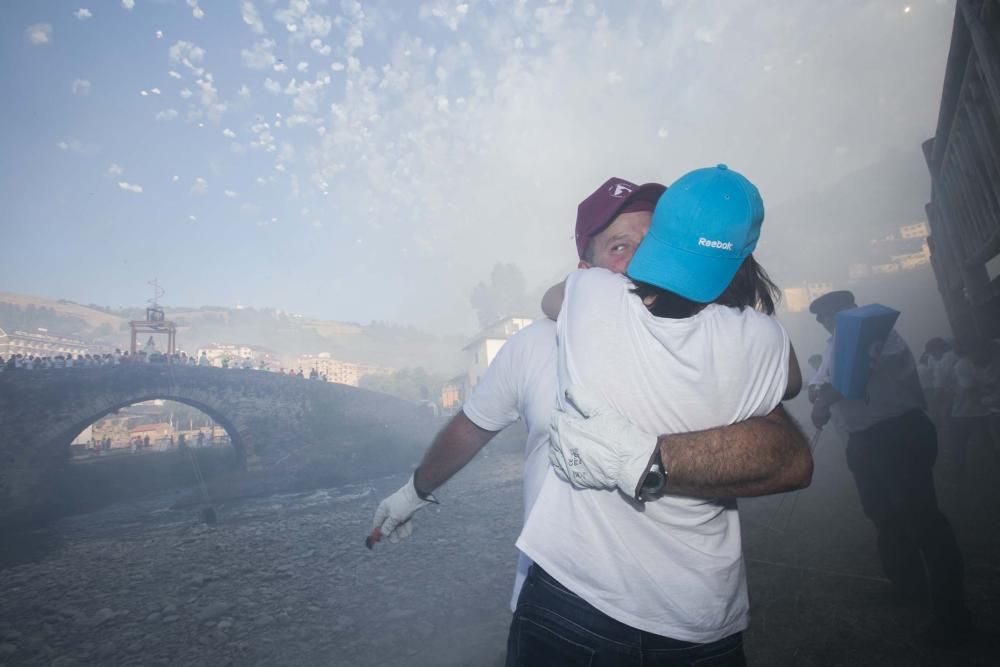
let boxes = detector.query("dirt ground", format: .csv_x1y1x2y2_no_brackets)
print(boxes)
738,414,1000,667
1,420,997,666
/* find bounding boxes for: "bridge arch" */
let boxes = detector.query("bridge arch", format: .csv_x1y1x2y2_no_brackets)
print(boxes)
62,394,247,463
0,364,436,529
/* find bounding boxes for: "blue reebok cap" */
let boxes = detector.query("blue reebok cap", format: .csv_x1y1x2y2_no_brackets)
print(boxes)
626,164,764,303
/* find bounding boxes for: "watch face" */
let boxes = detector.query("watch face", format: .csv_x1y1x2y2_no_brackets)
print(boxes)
641,464,666,498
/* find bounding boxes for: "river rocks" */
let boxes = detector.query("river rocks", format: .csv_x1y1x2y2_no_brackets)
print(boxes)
0,437,529,666
190,572,212,586
331,615,354,633
97,641,117,659
90,608,115,627
195,601,231,622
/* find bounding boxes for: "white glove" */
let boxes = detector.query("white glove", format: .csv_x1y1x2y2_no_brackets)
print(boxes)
372,474,434,544
549,385,659,499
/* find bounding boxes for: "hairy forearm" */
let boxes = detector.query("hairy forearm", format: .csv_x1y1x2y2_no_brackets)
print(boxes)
660,405,812,498
413,411,498,495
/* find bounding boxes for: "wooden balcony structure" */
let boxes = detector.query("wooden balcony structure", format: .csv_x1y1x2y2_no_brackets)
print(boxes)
924,0,1000,340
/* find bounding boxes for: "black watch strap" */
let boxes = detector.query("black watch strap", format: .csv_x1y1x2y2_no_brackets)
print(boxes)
638,450,667,501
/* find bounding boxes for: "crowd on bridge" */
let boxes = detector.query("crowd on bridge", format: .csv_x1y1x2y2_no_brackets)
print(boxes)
2,351,119,370
1,349,334,384
2,349,250,371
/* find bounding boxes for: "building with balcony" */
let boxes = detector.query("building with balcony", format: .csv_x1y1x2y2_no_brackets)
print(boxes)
924,0,1000,340
294,353,392,386
440,374,466,413
900,222,930,240
196,343,280,368
0,327,90,359
780,287,811,314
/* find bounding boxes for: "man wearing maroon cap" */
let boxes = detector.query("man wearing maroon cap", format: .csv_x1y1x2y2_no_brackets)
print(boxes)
574,178,665,274
368,176,810,626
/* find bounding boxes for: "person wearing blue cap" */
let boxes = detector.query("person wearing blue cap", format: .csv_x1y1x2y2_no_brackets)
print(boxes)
516,165,804,665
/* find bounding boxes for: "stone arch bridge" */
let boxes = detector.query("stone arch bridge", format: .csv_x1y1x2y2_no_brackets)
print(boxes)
0,365,436,528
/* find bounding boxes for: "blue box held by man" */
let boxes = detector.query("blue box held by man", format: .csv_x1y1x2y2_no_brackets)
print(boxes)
832,304,900,400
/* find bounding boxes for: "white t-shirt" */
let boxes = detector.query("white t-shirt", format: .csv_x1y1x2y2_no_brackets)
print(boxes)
951,355,1000,418
933,350,958,393
517,268,790,643
461,318,558,612
809,330,925,433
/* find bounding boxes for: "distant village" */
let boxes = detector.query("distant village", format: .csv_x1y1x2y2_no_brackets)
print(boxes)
779,221,932,313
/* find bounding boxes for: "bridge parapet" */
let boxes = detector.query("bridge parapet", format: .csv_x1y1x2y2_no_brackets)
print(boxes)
0,365,435,527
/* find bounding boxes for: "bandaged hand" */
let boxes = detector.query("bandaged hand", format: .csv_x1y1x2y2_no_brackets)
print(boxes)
370,474,433,546
549,385,659,500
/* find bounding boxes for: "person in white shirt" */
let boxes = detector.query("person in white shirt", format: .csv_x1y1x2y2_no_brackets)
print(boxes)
948,336,1000,474
919,337,958,461
809,290,971,646
510,165,801,665
368,175,812,630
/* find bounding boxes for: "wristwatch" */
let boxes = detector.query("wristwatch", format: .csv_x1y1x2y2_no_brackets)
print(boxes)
638,451,667,501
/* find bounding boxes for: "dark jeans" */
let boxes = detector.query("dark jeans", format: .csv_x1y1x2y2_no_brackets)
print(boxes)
506,565,746,667
845,410,967,622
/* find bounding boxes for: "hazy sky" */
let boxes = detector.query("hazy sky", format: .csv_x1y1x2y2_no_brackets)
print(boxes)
1,0,955,333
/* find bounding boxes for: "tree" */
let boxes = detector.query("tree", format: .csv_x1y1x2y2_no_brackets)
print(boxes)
359,367,446,403
469,262,532,328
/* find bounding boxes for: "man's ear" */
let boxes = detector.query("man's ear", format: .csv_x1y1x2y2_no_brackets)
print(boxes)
578,260,591,269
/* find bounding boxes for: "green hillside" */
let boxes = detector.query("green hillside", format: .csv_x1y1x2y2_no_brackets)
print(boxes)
0,293,466,374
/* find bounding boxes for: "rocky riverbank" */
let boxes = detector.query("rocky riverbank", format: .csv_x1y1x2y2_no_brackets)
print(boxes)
2,418,998,666
0,427,525,667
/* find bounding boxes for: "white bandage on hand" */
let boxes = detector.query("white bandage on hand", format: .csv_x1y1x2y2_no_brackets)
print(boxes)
548,385,659,499
371,474,433,544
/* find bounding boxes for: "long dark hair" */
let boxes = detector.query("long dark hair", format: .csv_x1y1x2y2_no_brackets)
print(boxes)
630,254,780,319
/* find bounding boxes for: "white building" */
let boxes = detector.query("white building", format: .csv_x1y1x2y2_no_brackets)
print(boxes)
197,343,277,368
899,221,930,240
295,353,392,386
781,287,811,313
0,327,90,359
806,282,834,303
463,317,533,392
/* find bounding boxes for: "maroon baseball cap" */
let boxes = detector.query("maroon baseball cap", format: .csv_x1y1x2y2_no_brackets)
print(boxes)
575,177,667,258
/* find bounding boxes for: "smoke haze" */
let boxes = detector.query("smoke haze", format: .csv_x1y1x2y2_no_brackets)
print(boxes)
1,0,955,334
